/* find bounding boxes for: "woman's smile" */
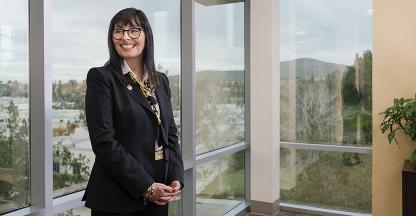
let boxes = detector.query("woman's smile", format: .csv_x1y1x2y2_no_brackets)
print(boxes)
120,44,136,49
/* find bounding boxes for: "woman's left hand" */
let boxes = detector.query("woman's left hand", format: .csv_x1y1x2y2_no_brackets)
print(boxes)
170,181,181,192
167,181,181,202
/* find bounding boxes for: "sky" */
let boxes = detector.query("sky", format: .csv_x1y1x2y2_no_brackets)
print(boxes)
280,0,373,64
0,0,371,82
0,0,28,82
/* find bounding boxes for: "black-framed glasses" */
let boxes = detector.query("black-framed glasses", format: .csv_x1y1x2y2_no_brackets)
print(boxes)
112,27,143,40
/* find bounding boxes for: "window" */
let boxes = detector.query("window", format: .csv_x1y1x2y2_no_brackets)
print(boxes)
196,151,245,215
0,0,30,214
194,1,246,215
195,0,245,155
280,0,372,213
1,0,252,214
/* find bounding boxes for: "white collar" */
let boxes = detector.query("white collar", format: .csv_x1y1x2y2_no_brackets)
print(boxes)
121,60,148,81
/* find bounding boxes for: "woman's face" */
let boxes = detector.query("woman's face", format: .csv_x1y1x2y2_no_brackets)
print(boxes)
112,22,145,61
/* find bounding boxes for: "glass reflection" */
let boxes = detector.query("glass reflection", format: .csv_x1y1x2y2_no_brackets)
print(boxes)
280,148,371,213
0,0,30,214
195,1,245,155
280,0,372,147
196,151,245,216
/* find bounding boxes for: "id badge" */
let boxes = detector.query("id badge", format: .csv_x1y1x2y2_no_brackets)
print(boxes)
155,150,164,160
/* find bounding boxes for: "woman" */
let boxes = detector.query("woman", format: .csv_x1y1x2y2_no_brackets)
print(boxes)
82,8,184,216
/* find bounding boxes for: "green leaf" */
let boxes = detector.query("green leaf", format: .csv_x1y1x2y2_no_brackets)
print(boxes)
410,150,416,165
380,123,390,133
380,96,416,147
388,132,396,144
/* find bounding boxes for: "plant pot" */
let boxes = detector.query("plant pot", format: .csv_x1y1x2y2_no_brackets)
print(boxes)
402,160,416,216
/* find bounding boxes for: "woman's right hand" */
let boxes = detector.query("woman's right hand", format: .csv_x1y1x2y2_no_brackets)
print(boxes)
149,183,180,205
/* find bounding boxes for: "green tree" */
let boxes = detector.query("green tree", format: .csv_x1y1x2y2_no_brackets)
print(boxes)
3,100,30,202
0,133,11,168
359,50,372,112
70,153,90,176
341,66,361,106
56,80,63,102
13,118,30,194
53,140,90,190
7,100,19,143
78,110,87,129
227,151,244,172
53,140,72,173
0,81,11,97
340,50,373,165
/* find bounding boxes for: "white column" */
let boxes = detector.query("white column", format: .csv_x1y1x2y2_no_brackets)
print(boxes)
250,0,280,215
29,0,53,215
181,0,196,216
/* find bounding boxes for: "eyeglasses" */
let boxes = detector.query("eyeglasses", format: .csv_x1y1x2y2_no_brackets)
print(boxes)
112,27,143,40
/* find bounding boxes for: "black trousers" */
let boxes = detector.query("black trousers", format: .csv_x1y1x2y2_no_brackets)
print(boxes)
91,203,168,216
91,160,168,216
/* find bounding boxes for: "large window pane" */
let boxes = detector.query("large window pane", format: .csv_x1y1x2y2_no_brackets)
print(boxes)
196,151,245,216
280,0,372,213
195,0,245,155
52,0,180,197
280,0,372,147
280,148,371,213
0,0,30,213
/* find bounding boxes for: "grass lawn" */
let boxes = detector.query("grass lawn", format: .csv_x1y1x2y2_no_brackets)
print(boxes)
281,151,371,213
199,167,245,199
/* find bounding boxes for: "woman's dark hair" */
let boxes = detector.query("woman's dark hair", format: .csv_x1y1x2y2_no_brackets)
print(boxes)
105,8,159,86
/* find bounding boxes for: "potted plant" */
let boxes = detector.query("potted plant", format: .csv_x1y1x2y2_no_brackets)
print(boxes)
380,96,416,165
380,96,416,216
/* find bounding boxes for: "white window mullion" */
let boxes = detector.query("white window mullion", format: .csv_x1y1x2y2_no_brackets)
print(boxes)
29,0,53,215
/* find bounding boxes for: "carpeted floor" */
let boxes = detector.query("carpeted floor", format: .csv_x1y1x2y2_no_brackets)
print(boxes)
276,211,317,216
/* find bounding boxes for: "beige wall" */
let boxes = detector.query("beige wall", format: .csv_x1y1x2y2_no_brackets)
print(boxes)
373,0,416,215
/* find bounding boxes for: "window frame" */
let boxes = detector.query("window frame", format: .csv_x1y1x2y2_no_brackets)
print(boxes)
3,0,251,215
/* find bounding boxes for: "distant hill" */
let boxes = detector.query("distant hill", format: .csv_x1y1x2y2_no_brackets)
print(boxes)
166,58,345,82
167,70,245,83
281,58,346,80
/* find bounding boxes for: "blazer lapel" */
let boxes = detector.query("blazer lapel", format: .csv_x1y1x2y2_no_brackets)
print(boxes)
126,84,154,113
155,87,167,128
114,73,154,114
155,87,170,149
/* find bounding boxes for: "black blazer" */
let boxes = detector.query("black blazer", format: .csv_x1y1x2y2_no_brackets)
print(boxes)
82,66,184,213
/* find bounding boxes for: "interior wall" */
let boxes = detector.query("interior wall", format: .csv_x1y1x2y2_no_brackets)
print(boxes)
373,0,416,215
